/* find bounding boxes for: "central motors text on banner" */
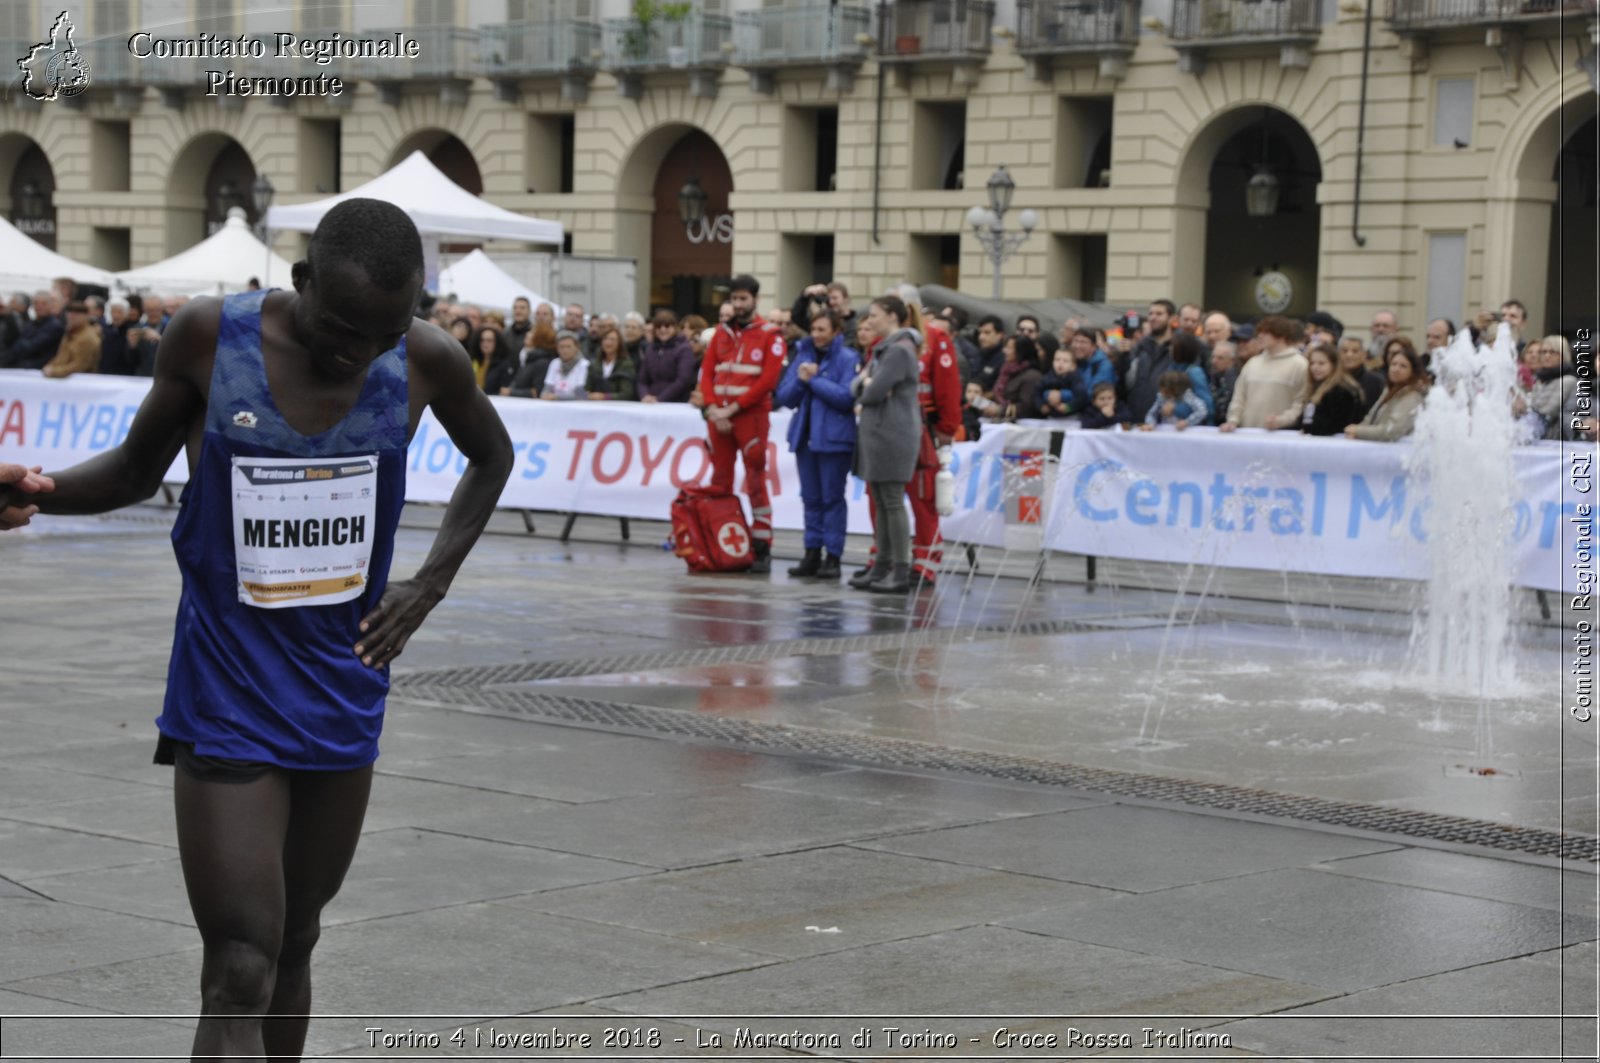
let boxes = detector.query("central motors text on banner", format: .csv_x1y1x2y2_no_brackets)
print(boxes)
0,370,1583,592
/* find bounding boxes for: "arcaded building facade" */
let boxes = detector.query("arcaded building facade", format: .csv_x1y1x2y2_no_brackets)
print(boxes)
1,0,1594,334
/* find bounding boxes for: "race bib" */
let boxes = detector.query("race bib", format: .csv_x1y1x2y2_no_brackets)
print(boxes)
231,455,379,609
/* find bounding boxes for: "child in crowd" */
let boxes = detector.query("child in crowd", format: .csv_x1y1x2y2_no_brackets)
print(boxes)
1079,381,1132,430
963,380,997,440
1141,370,1208,430
1037,347,1084,418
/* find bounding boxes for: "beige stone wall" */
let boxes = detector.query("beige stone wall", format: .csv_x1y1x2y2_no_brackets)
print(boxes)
1,13,1590,331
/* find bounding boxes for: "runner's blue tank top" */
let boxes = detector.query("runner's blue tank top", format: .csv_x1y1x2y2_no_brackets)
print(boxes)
157,290,409,770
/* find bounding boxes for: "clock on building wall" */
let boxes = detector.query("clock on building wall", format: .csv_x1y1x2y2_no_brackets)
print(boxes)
1255,271,1294,314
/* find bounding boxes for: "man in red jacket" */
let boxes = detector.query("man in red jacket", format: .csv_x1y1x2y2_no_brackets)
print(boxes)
912,309,963,587
698,274,785,574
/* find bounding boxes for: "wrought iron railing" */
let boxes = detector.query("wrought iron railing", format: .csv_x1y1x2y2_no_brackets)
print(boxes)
603,12,732,71
352,25,477,79
482,19,602,75
1388,0,1596,27
1169,0,1320,39
1016,0,1140,50
877,0,996,58
732,3,873,65
77,37,141,86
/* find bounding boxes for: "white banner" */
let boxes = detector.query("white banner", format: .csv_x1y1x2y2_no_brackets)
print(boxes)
0,370,1587,593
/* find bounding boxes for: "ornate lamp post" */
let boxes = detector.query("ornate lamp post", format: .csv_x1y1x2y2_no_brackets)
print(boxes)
251,174,275,283
1245,168,1280,217
251,174,275,236
965,165,1037,299
677,176,707,229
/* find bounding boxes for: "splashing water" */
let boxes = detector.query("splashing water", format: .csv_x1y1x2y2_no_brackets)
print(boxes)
1405,326,1522,703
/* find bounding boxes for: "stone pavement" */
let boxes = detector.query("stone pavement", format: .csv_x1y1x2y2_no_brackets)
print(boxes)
0,506,1595,1061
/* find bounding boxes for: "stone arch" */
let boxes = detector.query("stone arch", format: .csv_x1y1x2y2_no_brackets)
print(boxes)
1485,82,1598,333
0,133,56,250
388,129,483,195
166,132,260,256
1170,103,1324,317
614,121,735,315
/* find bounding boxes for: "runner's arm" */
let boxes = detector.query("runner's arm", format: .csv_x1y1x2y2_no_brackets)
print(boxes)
353,325,513,668
31,301,212,514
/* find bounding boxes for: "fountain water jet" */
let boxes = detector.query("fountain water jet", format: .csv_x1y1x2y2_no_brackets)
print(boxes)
1405,326,1522,711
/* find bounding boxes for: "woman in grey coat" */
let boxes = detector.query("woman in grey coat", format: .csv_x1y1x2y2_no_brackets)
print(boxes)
848,295,923,594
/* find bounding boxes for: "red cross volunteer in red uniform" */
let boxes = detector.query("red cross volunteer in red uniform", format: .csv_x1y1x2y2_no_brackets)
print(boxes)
914,314,964,584
698,273,784,574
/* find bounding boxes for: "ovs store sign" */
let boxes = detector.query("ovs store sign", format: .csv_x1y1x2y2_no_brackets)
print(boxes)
685,214,734,245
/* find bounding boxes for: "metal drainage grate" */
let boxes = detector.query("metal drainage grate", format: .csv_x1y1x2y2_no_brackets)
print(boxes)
400,614,1194,688
392,680,1599,864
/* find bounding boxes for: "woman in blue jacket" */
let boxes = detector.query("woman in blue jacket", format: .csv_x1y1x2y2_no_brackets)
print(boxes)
774,310,858,580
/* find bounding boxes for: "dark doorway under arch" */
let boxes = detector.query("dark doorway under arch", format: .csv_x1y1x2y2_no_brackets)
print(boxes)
1546,114,1597,337
7,141,56,251
649,129,734,320
1202,109,1322,321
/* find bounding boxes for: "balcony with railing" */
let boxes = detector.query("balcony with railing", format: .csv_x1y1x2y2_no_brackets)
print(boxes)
1388,0,1593,89
876,0,996,70
352,25,476,81
1016,0,1139,79
1170,0,1320,41
732,2,872,91
1167,0,1321,71
81,37,141,87
602,10,732,97
482,19,602,77
1018,0,1139,51
1389,0,1596,30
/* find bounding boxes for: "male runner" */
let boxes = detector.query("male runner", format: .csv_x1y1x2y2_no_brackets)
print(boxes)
0,199,513,1061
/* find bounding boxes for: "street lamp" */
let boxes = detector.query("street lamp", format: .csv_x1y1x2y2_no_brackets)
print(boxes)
1245,167,1280,217
966,165,1036,299
251,173,275,226
17,179,44,218
213,178,243,221
251,174,275,283
677,176,707,228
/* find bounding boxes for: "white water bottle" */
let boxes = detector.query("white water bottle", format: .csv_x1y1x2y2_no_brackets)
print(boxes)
935,445,955,516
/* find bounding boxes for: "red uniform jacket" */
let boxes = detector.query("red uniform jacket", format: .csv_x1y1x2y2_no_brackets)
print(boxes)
701,316,786,415
919,323,964,440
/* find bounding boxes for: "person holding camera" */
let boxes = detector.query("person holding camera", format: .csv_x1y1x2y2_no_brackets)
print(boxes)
791,281,859,340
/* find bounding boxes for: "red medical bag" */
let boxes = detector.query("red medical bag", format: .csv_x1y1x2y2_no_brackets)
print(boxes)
670,487,754,573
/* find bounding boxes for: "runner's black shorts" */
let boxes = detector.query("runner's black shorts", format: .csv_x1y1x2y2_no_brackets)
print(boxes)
154,733,277,784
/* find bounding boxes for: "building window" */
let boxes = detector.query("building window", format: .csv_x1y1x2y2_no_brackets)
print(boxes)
912,101,966,192
1433,78,1474,148
1425,232,1467,328
781,106,839,193
413,0,457,24
301,1,344,32
780,233,835,297
90,120,131,193
526,114,575,195
195,0,236,35
1056,96,1113,189
91,227,131,272
909,233,960,289
93,0,130,35
299,119,341,194
1048,233,1108,301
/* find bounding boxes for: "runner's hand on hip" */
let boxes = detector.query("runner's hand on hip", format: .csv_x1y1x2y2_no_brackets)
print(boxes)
355,578,444,668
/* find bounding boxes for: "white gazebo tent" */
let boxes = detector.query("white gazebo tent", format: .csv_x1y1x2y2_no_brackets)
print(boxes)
115,209,295,295
0,215,113,293
264,153,563,293
438,250,554,315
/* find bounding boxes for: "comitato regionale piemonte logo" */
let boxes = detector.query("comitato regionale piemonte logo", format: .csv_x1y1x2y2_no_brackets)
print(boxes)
17,11,92,101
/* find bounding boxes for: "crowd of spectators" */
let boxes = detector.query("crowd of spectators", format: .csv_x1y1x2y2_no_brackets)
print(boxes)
3,273,1590,448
